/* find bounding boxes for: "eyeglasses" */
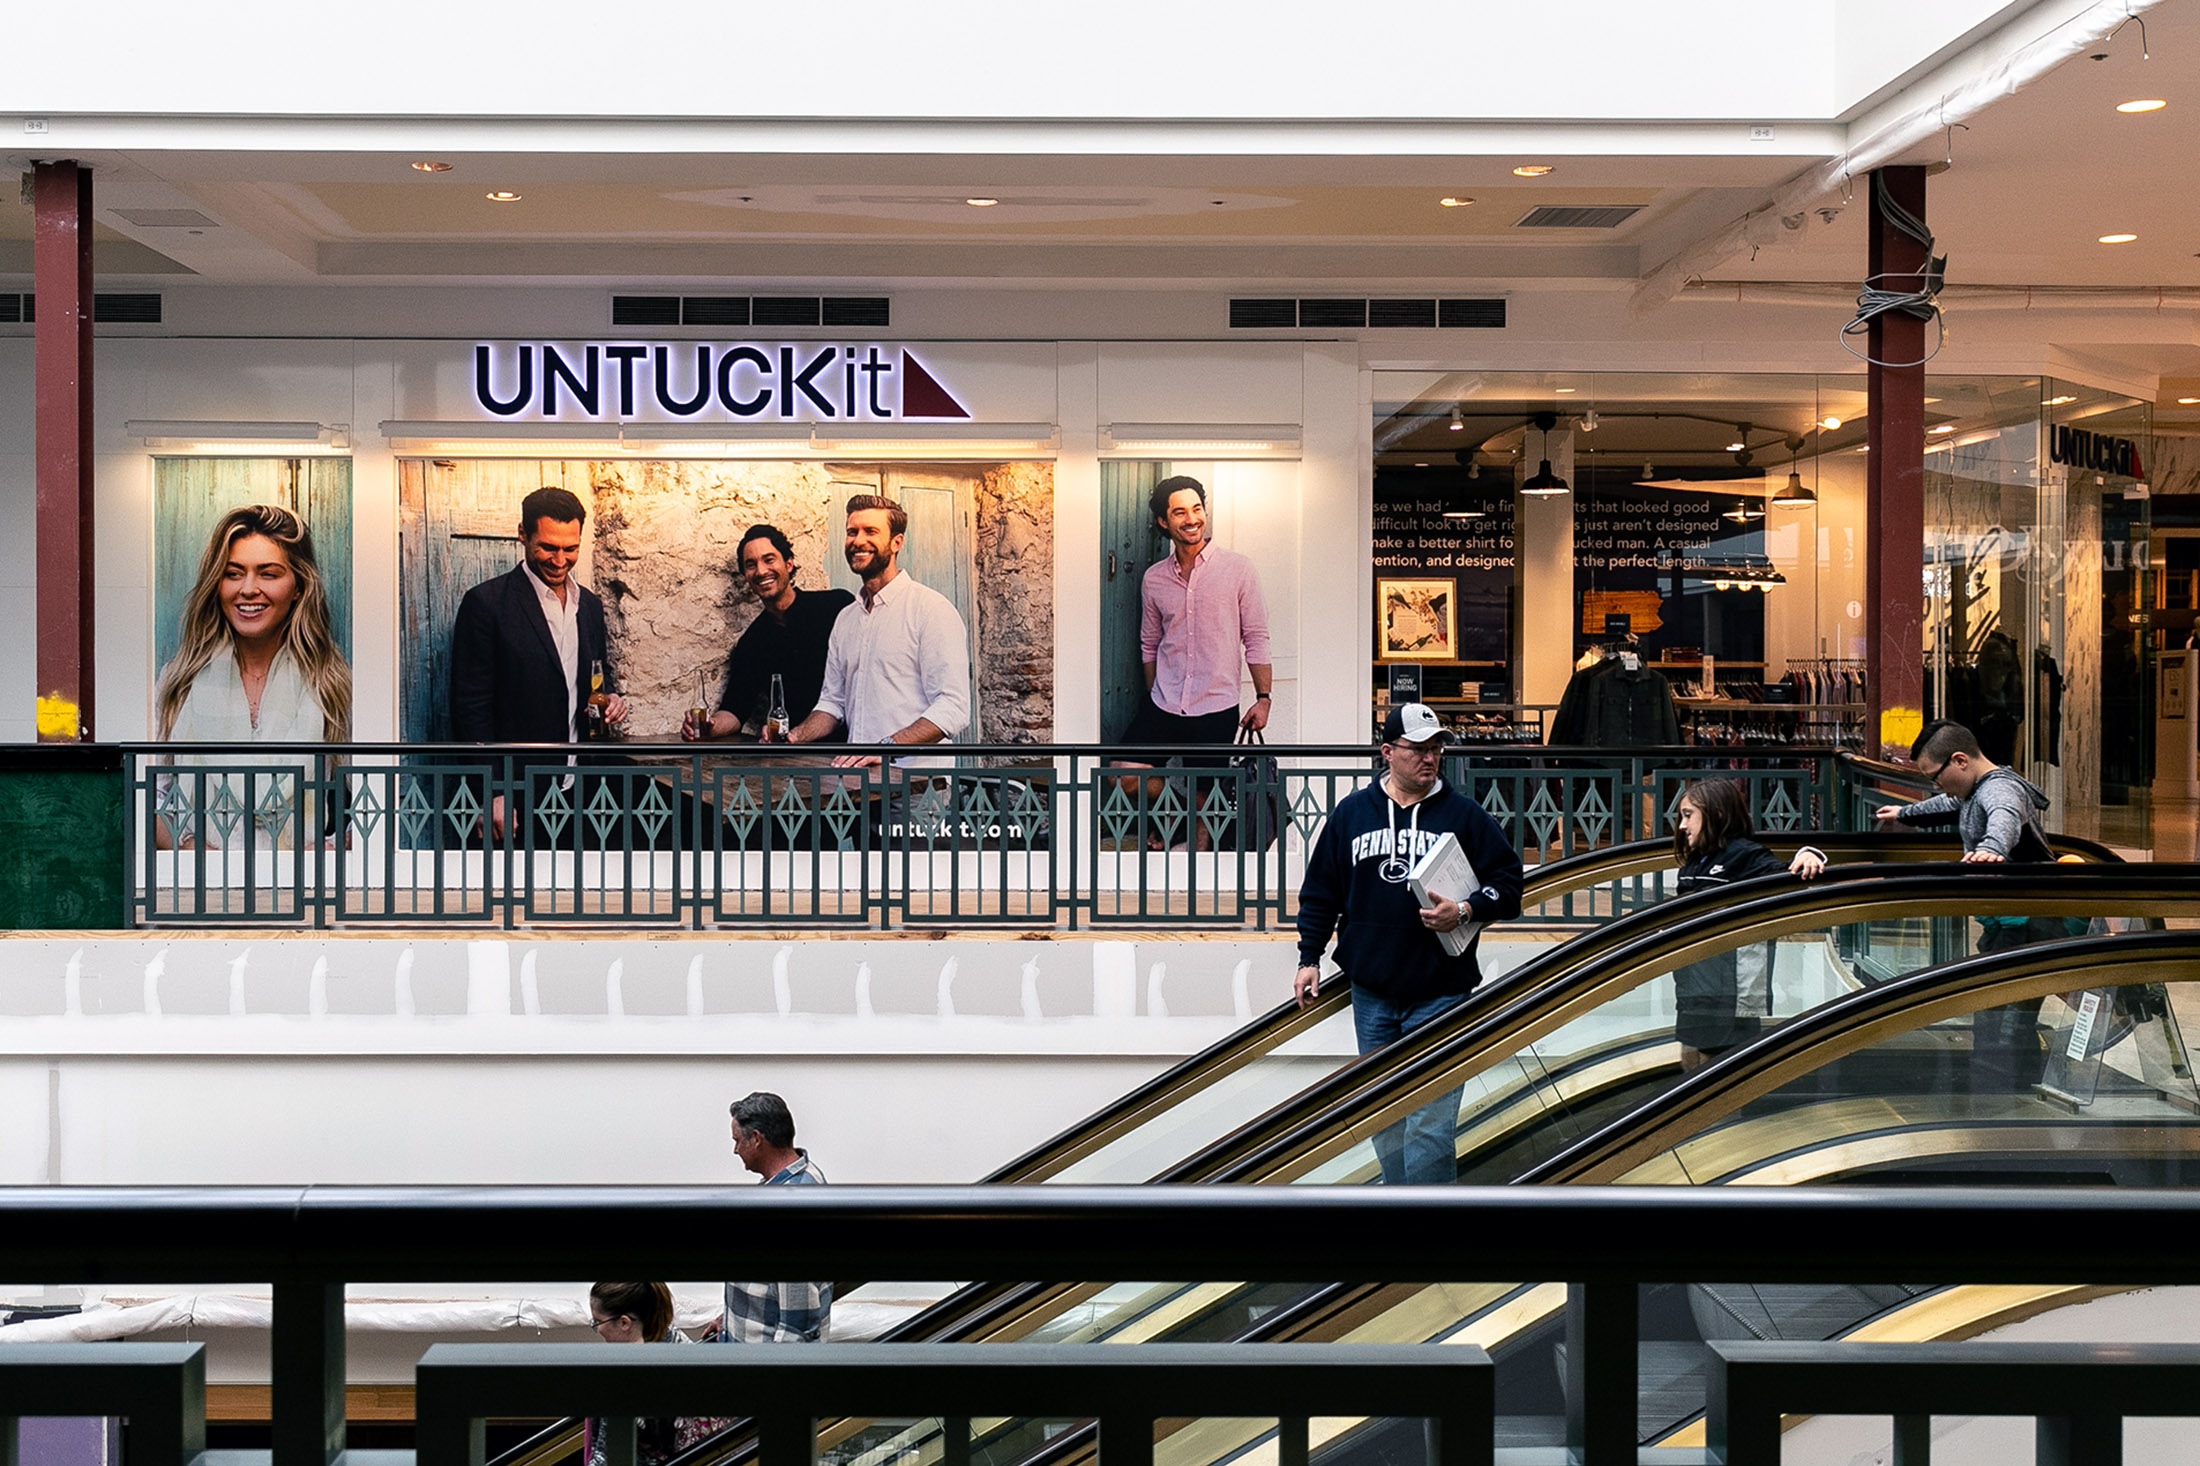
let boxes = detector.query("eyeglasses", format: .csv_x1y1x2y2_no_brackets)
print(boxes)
1917,758,1951,786
590,1313,627,1335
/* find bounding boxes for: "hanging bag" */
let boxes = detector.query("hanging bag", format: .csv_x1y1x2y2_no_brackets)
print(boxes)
1229,726,1283,852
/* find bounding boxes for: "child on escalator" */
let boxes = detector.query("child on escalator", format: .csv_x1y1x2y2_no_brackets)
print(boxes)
1669,779,1827,1071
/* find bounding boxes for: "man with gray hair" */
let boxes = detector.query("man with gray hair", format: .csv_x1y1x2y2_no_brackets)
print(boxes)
779,494,971,767
720,1090,831,1344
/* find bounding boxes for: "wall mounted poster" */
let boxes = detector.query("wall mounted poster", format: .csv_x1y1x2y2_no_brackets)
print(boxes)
1379,579,1456,661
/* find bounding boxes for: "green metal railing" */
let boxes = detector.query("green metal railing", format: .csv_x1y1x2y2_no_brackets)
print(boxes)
118,742,1851,931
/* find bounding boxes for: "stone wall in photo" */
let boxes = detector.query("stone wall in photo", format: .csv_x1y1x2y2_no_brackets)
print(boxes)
580,459,1053,742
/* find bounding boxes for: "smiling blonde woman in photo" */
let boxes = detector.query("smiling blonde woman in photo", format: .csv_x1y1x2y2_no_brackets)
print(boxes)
154,504,352,849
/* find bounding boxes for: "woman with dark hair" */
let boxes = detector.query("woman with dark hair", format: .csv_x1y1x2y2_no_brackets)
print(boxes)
154,504,352,849
1667,779,1826,1070
584,1284,725,1466
585,1283,679,1466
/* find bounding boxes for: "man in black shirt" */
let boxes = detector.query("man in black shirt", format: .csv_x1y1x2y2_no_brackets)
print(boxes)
683,524,855,743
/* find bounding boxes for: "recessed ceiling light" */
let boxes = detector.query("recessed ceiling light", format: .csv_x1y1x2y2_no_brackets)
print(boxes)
2116,99,2168,113
1930,423,1956,434
2045,395,2078,406
965,197,1000,207
2179,397,2200,405
411,161,453,173
1439,196,1474,208
1512,165,1555,177
1554,387,1576,394
485,191,522,202
2099,232,2139,244
1819,415,1843,429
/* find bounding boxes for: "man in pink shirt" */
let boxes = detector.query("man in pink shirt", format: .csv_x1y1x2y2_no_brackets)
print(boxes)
1115,477,1273,845
1129,476,1273,741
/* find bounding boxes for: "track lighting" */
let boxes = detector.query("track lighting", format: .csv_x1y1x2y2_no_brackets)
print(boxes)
1580,410,1599,433
1448,406,1465,432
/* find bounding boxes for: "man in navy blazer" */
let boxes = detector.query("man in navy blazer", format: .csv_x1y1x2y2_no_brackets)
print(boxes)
450,486,627,839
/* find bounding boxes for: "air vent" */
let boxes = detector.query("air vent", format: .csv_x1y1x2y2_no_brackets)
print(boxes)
1297,299,1368,329
1439,298,1507,328
1229,299,1299,329
1230,297,1505,330
681,297,749,327
752,296,822,327
0,295,22,324
1368,299,1437,329
94,294,163,323
612,295,680,326
821,297,890,327
1516,205,1643,229
111,208,218,229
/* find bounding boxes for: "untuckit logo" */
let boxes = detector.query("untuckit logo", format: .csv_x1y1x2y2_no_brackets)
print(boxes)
472,343,970,421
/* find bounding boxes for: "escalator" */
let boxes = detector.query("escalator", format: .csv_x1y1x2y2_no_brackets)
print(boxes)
502,842,2159,1466
682,861,2188,1466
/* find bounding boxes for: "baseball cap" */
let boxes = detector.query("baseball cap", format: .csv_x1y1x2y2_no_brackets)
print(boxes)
1382,703,1452,746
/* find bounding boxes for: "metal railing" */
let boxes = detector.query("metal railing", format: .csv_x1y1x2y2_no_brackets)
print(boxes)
5,1185,2199,1466
117,742,1848,931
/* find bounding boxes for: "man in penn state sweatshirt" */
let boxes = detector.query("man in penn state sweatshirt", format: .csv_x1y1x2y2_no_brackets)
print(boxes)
1294,702,1524,1183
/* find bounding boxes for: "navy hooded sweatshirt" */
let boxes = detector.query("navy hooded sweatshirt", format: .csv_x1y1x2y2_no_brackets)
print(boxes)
1295,776,1525,1002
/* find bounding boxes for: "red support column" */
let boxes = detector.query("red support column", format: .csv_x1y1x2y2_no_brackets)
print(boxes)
34,160,96,742
1865,165,1927,762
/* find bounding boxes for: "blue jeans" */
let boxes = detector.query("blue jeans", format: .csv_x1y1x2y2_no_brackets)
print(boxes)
1352,988,1470,1186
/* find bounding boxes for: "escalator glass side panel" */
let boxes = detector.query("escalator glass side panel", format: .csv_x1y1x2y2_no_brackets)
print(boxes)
1609,960,2200,1188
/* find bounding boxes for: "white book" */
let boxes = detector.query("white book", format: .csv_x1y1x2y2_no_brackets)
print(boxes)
1408,830,1484,957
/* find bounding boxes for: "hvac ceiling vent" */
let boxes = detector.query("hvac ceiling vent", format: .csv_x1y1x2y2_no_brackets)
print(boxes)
111,209,219,229
752,297,822,327
1229,299,1299,329
4,294,167,324
1516,205,1643,229
1438,298,1507,328
1368,299,1438,329
681,297,749,327
95,293,163,323
821,297,890,327
1297,299,1369,329
611,296,681,327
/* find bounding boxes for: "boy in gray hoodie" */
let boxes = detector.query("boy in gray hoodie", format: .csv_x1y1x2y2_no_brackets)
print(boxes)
1875,718,2060,1086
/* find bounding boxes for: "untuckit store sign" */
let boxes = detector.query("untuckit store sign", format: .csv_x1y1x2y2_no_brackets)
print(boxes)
472,342,971,421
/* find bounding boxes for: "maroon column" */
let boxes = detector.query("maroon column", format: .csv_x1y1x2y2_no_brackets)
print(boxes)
33,160,95,742
1864,165,1927,762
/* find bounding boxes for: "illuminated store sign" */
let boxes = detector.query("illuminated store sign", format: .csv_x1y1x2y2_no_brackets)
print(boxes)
2048,424,2143,478
473,343,971,421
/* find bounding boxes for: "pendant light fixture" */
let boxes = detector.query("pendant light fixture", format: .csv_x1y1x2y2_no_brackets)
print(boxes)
1769,470,1817,508
1722,497,1764,523
1521,458,1570,496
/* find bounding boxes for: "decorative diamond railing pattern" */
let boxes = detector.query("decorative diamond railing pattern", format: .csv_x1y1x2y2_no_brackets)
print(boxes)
120,744,1848,931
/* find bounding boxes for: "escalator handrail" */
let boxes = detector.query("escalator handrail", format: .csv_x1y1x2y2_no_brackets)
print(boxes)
868,859,2172,1350
973,832,2101,1189
1522,927,2200,1184
973,835,1708,1186
1180,863,2200,1186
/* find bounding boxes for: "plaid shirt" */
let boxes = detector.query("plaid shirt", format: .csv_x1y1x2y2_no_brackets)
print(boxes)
722,1151,833,1344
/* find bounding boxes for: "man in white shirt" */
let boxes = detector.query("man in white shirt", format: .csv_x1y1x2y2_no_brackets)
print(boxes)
779,494,971,768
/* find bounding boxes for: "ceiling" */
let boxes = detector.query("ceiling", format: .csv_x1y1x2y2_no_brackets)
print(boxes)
1,1,2196,413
